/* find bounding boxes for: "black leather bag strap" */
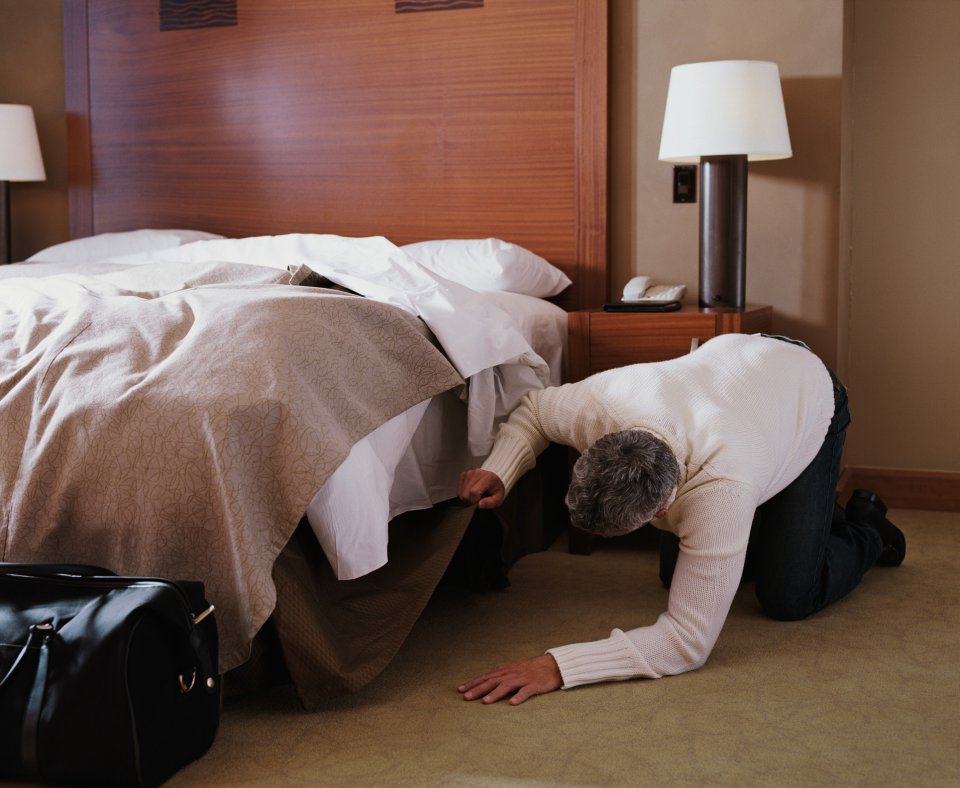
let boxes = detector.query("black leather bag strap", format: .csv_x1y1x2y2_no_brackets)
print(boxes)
0,624,42,691
5,622,56,782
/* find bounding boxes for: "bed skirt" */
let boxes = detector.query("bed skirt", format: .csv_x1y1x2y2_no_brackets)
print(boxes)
225,445,567,710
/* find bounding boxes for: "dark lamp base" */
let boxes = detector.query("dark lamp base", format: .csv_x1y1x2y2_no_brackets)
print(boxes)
699,155,747,309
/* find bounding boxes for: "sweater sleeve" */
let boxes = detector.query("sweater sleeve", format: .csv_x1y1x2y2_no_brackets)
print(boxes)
547,480,756,687
479,390,553,493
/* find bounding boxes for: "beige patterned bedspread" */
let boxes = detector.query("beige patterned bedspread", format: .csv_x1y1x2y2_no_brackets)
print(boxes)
0,261,464,671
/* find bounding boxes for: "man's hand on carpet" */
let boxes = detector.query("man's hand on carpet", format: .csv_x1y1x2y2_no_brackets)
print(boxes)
458,654,562,705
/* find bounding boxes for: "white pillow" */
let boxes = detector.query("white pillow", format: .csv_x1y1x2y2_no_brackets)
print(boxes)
401,238,572,298
26,229,225,265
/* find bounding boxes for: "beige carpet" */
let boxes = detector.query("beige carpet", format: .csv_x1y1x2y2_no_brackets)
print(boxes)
171,509,959,787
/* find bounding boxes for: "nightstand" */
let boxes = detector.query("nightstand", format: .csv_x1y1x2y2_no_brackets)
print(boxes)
568,304,773,382
564,304,773,554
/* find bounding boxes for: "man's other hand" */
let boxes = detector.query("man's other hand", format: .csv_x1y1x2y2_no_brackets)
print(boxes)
457,654,562,705
458,469,506,509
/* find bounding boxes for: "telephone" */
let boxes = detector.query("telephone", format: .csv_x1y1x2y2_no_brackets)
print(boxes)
621,276,686,303
602,276,686,312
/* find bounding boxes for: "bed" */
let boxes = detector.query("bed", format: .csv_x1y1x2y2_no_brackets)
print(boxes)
2,0,607,708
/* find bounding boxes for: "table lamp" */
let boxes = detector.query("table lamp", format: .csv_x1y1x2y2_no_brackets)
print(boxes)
659,61,791,308
0,104,47,265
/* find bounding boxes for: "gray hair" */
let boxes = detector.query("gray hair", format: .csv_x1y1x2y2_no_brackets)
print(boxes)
565,430,680,535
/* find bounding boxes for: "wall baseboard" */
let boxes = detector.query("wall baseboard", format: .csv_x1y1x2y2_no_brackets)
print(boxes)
838,467,960,512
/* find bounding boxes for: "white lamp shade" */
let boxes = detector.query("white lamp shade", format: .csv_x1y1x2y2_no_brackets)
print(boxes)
659,60,792,163
0,104,46,181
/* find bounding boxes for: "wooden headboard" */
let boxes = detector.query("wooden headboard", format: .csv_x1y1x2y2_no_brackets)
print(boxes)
63,0,607,311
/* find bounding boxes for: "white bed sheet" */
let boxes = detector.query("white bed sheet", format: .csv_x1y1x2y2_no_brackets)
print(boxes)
308,290,567,580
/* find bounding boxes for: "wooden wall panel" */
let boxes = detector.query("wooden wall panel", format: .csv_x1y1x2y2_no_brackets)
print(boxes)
64,0,607,310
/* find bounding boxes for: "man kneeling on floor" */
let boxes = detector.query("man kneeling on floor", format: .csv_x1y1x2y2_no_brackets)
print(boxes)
457,333,905,705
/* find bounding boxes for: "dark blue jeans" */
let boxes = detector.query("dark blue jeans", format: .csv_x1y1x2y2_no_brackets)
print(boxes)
659,358,883,621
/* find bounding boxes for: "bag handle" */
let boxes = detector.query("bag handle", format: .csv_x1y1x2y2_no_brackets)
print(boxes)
0,621,55,781
21,623,54,781
0,563,116,578
0,621,49,692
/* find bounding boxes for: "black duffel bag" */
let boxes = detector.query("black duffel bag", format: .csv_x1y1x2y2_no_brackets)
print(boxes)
0,563,221,787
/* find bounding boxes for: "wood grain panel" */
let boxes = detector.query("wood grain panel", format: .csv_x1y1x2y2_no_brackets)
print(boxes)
568,308,718,381
567,305,774,382
588,312,716,371
64,0,607,310
574,0,608,310
715,305,774,335
64,0,92,238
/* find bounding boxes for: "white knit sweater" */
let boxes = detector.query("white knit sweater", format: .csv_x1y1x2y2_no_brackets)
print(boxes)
480,333,835,687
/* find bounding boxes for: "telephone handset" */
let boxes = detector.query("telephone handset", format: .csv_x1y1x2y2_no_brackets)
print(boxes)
621,275,686,303
602,276,686,312
622,276,654,302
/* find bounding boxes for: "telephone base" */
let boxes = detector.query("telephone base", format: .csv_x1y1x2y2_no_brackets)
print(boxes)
603,301,682,313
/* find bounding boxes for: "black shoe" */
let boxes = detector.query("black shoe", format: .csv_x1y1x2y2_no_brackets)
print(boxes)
847,488,887,517
846,489,906,566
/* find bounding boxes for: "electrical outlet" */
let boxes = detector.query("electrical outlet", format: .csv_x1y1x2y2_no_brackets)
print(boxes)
673,165,696,203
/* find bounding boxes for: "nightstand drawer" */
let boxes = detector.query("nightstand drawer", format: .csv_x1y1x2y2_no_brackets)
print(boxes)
585,312,716,371
568,305,772,382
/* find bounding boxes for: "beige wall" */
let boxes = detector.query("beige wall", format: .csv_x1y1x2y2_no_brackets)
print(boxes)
611,0,958,475
3,1,957,475
610,0,845,366
845,0,960,471
0,0,68,260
